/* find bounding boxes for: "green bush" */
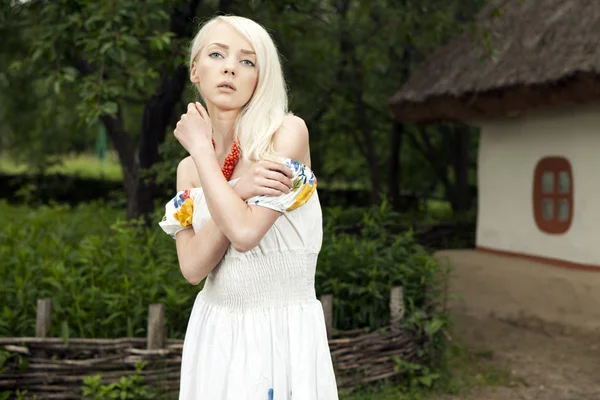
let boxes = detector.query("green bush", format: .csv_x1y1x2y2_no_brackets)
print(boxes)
0,200,194,339
318,200,450,332
0,199,448,341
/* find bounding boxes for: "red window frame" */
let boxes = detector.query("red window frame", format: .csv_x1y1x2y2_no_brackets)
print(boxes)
533,156,573,234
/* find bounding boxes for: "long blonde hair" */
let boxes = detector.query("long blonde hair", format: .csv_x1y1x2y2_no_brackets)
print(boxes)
188,15,289,162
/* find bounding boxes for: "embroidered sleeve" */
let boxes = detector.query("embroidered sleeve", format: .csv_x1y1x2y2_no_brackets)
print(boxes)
245,159,317,213
158,189,195,239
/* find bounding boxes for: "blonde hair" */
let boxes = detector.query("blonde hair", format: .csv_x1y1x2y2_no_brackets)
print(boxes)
188,15,289,162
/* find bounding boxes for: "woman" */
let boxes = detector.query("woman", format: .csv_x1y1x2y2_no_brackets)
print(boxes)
158,15,339,400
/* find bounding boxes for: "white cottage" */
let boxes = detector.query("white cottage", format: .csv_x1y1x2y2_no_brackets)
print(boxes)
390,0,600,270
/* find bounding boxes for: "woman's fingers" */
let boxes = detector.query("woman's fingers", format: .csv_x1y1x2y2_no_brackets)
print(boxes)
260,160,294,179
263,171,292,190
257,162,293,188
260,177,291,194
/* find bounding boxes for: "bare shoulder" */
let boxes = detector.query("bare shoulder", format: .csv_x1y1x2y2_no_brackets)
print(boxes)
176,156,200,191
272,114,310,165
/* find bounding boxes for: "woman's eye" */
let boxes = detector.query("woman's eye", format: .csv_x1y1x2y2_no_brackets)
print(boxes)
242,60,255,67
209,52,223,58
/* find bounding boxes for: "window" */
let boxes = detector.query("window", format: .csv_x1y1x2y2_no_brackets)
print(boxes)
533,156,573,234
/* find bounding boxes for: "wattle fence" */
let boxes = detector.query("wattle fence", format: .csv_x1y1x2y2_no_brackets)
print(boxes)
1,287,431,399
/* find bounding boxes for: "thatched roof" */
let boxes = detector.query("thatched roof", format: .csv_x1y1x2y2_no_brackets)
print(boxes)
390,0,600,123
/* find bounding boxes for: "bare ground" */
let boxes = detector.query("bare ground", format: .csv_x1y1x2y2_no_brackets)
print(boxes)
438,312,600,400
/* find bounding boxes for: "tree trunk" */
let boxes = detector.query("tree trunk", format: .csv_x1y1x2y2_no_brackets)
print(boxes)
387,121,404,210
134,65,191,221
100,113,140,219
118,0,205,221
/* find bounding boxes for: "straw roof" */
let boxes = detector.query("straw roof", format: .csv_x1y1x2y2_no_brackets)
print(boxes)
390,0,600,123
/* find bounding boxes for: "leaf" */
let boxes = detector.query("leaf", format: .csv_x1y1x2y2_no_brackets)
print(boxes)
102,102,118,115
100,42,113,54
424,318,445,338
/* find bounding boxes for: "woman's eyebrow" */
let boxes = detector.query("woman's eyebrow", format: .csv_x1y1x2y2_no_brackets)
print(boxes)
209,42,255,55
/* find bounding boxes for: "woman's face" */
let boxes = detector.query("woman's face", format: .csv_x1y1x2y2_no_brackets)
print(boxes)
191,22,259,112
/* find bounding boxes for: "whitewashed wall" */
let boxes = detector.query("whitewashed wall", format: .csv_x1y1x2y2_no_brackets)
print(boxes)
475,104,600,266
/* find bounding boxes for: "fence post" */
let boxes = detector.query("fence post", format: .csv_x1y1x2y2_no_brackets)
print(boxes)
36,299,52,338
147,304,165,349
389,286,404,331
320,294,333,339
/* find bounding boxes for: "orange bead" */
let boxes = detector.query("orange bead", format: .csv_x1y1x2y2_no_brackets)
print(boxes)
213,140,240,180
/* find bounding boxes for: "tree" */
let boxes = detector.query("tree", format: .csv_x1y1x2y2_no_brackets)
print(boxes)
1,0,489,218
1,0,227,220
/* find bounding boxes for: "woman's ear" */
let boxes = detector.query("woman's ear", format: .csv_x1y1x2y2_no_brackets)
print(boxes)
190,61,200,84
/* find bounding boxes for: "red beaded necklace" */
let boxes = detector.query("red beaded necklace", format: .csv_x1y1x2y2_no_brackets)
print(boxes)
212,138,240,181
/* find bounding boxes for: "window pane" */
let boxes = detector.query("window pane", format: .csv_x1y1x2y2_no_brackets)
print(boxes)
542,198,554,220
558,199,569,221
542,171,554,193
558,171,570,193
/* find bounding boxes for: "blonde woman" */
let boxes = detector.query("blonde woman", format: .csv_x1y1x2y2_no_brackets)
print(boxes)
158,15,338,400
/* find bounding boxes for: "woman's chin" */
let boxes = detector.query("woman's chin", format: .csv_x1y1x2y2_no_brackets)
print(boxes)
205,95,248,112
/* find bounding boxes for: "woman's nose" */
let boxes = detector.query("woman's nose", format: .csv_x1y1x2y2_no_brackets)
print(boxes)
222,59,236,76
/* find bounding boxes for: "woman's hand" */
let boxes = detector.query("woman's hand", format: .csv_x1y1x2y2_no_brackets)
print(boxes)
174,102,212,154
233,161,294,201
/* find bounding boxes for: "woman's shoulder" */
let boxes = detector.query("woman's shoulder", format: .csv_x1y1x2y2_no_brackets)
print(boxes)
177,156,201,190
272,114,310,165
282,113,307,128
278,114,308,138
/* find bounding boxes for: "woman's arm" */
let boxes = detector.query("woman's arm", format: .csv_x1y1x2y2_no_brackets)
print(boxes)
174,157,230,285
191,115,310,253
172,155,295,284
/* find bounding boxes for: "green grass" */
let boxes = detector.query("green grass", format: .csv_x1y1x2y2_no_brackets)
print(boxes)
0,152,123,182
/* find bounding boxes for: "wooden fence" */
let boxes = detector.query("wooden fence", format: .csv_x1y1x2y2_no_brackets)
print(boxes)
0,287,427,399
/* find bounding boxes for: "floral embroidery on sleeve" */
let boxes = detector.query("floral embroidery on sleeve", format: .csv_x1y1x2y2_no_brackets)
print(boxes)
173,189,194,227
246,158,317,213
158,189,195,238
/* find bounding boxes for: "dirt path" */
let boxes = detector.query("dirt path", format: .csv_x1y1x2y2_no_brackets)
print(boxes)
440,312,600,400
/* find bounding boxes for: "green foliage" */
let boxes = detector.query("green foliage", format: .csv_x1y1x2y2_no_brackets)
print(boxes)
151,135,189,190
0,200,194,339
0,0,179,168
81,363,155,399
1,199,448,340
318,199,450,333
17,0,177,124
0,349,29,375
1,0,488,215
0,389,39,400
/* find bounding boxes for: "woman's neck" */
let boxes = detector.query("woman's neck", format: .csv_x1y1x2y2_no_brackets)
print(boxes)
207,103,238,150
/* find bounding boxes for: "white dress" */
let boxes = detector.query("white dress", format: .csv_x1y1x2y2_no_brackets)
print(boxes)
159,158,339,400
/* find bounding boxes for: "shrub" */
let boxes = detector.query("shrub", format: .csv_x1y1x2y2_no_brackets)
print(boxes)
0,199,449,341
317,200,450,332
0,200,193,339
